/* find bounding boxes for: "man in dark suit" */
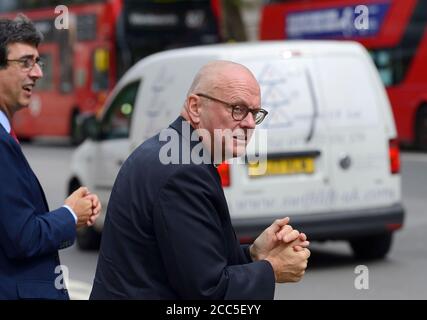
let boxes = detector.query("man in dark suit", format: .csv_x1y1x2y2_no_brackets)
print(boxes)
0,15,101,299
90,61,310,299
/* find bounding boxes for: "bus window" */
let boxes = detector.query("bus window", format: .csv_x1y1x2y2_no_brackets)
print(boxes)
76,14,97,41
35,53,53,91
76,68,87,88
100,81,140,140
57,23,74,93
370,47,417,87
370,50,393,87
92,48,109,92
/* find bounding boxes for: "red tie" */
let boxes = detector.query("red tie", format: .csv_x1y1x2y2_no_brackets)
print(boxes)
10,128,19,144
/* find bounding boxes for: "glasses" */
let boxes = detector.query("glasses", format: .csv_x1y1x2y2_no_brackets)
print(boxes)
195,93,268,125
7,56,44,71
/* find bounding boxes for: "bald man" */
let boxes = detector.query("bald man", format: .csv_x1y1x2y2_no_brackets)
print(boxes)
90,61,310,300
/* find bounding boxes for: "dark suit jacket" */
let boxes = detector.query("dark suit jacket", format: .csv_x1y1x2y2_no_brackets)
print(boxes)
0,124,75,300
90,116,275,299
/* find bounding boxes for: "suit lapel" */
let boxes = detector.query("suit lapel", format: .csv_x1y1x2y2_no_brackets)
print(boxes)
1,126,51,212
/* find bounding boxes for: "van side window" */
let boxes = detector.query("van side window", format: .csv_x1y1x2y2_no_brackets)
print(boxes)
100,81,140,140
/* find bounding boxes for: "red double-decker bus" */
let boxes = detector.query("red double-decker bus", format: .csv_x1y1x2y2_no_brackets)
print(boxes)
0,0,220,143
260,0,427,149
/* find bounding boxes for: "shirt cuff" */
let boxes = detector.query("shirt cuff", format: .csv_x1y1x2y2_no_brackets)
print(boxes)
62,205,78,224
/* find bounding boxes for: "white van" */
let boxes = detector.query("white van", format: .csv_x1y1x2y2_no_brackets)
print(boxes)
68,41,404,259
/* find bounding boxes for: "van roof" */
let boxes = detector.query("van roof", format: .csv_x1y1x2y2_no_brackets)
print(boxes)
123,40,366,83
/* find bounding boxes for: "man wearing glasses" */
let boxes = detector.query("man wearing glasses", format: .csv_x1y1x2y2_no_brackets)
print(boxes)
91,60,310,299
0,15,101,299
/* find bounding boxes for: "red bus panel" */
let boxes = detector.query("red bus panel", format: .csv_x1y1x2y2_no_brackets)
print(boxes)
260,0,427,147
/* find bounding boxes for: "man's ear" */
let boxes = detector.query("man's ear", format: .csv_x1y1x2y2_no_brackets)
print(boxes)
186,94,201,125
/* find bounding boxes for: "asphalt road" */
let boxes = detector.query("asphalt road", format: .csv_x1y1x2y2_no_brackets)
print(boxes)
21,142,427,300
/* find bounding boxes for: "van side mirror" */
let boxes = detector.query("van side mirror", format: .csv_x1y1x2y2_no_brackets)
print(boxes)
82,114,100,141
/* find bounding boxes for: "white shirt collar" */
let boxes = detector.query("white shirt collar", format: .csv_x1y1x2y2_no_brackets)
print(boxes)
0,110,11,134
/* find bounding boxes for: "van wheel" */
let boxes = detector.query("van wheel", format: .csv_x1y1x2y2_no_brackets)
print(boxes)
349,233,393,260
415,105,427,150
77,227,101,251
70,111,85,146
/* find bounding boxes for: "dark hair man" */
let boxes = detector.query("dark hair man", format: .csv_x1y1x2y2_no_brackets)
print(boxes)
0,14,101,300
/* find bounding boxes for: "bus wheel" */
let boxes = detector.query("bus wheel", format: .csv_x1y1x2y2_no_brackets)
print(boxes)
71,111,85,146
415,105,427,150
349,233,393,260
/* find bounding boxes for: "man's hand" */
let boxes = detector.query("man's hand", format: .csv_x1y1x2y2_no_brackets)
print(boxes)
84,193,101,227
276,224,309,252
250,217,309,261
64,187,93,228
264,239,311,283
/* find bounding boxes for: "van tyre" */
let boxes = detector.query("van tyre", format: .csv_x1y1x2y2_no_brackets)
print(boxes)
349,233,393,260
415,105,427,150
77,226,101,250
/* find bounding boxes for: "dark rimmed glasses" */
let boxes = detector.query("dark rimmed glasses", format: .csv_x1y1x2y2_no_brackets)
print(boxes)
7,56,45,72
195,92,268,125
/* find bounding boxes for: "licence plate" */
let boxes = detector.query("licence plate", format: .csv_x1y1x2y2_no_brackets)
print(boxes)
248,157,315,177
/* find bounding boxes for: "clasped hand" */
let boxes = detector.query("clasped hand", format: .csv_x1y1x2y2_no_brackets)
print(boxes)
250,217,311,283
64,187,101,228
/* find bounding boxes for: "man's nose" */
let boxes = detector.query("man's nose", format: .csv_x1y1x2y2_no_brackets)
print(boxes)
29,63,43,79
240,111,256,129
